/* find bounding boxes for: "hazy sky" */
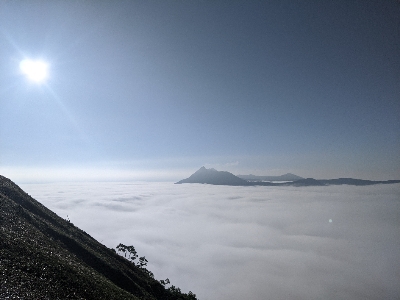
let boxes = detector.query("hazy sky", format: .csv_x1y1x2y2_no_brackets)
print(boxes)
1,1,399,181
21,182,400,300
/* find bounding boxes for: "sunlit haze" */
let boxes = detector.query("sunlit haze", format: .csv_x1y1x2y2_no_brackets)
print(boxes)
0,1,399,181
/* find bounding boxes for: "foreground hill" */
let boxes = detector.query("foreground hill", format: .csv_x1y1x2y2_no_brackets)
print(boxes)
177,167,400,187
0,175,197,299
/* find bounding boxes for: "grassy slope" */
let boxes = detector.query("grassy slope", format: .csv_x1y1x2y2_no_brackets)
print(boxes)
0,175,196,300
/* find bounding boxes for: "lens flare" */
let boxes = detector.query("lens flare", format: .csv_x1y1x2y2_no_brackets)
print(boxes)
20,59,49,83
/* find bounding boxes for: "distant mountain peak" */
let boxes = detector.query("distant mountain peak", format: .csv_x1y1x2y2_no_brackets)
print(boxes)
176,167,249,186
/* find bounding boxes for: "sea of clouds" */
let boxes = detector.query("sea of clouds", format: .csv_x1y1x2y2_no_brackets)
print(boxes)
20,182,400,300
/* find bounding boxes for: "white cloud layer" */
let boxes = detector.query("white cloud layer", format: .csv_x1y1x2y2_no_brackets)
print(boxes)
20,182,400,300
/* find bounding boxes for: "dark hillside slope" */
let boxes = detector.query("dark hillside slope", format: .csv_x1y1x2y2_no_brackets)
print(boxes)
0,175,197,300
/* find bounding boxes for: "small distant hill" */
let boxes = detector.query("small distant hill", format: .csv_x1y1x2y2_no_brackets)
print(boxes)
284,178,325,186
237,173,304,181
0,175,197,299
320,178,400,186
176,166,249,186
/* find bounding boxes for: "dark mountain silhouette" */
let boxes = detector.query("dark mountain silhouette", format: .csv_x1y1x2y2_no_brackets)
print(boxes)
176,166,250,186
237,173,304,181
176,167,304,186
177,168,400,187
0,175,197,300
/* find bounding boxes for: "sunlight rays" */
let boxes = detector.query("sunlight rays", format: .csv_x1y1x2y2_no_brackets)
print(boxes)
2,30,88,143
19,59,49,83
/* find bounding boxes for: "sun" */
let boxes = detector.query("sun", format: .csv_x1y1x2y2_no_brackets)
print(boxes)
20,59,49,83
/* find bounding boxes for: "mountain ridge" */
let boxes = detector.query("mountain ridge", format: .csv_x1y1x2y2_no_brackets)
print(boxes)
176,167,400,187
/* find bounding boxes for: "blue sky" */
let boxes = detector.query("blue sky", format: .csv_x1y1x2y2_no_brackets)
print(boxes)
1,1,399,181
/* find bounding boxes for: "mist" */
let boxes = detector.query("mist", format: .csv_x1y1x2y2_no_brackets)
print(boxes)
21,182,400,300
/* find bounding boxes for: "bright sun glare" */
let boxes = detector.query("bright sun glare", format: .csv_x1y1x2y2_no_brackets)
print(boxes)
20,59,49,83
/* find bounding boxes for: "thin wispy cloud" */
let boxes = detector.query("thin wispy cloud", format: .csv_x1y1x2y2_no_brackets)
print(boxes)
21,182,400,300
